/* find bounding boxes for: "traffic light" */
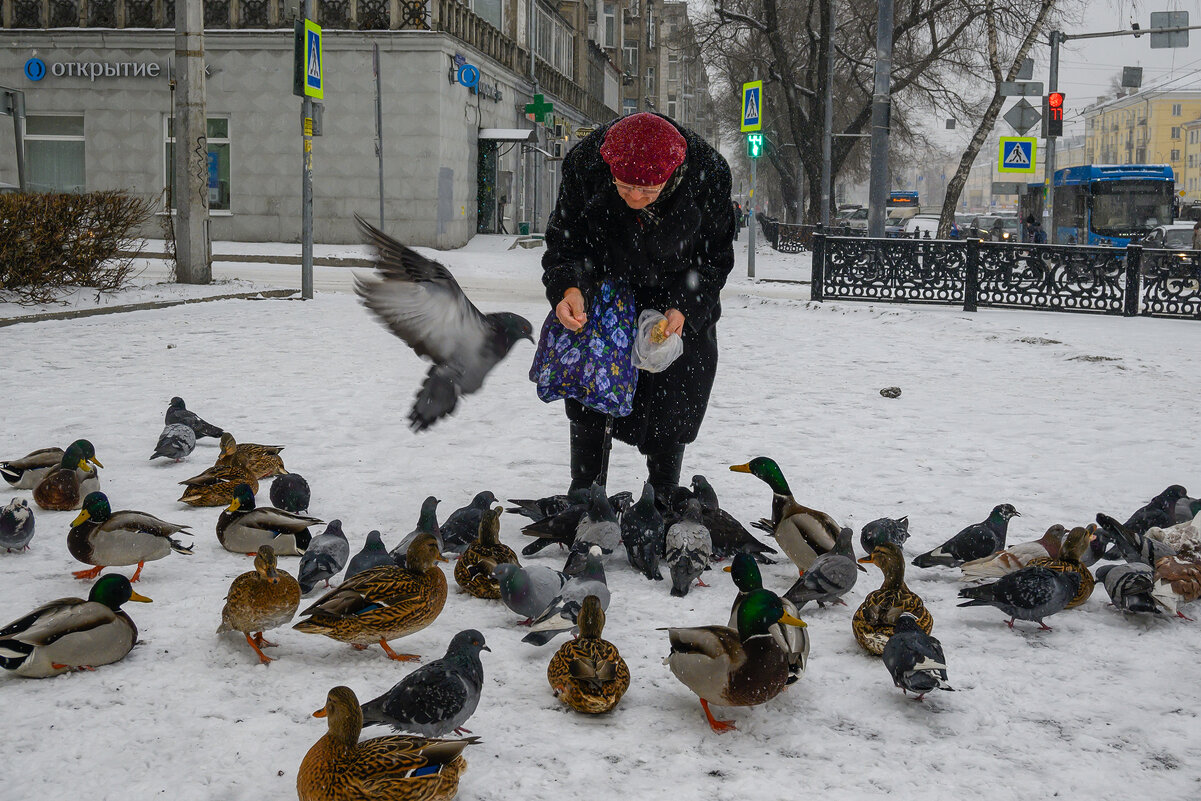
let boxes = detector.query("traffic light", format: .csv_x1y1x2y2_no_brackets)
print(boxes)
1046,92,1064,137
746,132,764,159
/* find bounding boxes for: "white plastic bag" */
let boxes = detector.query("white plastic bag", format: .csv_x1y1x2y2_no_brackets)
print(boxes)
632,309,684,373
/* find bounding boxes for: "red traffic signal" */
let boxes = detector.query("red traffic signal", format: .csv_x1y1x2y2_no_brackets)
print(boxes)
1048,92,1064,109
1045,92,1065,137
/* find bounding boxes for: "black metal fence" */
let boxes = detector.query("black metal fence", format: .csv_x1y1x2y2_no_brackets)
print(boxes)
811,234,1201,320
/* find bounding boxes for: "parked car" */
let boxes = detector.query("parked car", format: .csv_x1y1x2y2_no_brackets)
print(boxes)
903,214,960,239
967,215,1020,241
1138,223,1196,250
844,207,870,232
884,215,908,237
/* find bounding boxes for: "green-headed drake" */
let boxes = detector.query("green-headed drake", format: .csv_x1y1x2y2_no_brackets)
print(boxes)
724,553,810,684
216,483,322,556
68,491,193,582
731,456,841,575
32,439,102,511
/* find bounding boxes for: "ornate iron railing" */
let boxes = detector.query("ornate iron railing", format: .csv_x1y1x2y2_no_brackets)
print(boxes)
812,235,1201,321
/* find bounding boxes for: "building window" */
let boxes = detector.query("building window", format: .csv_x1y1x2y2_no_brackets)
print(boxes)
534,3,574,79
645,65,656,95
1172,103,1182,116
668,96,677,118
1171,149,1180,161
1172,127,1181,139
468,0,502,29
668,52,679,81
601,1,617,48
165,116,231,211
623,98,638,116
623,42,638,72
1190,155,1196,168
25,114,85,193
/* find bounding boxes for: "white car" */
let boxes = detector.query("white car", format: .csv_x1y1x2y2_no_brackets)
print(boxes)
902,214,959,239
1138,223,1196,250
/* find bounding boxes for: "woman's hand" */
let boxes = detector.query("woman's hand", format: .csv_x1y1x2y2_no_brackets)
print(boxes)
663,309,685,337
556,288,588,331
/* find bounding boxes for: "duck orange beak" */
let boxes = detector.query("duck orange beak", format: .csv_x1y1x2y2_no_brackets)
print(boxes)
312,708,328,718
729,463,752,474
722,565,733,573
857,555,874,564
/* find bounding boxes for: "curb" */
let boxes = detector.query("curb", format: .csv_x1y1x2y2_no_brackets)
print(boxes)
121,251,374,268
0,288,299,328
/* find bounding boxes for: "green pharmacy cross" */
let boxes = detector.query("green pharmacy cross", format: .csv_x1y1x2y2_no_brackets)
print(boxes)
525,94,553,123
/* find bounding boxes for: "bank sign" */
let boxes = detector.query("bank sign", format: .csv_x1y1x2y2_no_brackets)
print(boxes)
24,56,163,81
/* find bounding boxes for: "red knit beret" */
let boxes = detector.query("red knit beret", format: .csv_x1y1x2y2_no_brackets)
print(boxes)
600,113,687,186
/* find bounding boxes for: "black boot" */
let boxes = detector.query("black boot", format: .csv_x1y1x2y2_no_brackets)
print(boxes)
569,421,606,493
646,445,686,515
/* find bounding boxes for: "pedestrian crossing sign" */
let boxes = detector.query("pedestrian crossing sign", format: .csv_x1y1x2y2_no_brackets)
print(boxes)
303,19,323,99
741,81,763,132
998,137,1036,174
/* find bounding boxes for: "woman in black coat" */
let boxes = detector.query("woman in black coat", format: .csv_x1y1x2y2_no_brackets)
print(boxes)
541,112,736,501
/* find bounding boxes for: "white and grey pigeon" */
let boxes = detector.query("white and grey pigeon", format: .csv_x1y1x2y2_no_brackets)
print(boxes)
344,530,395,580
164,396,223,439
523,546,609,646
353,216,535,431
665,498,713,598
391,495,442,566
360,629,490,736
1095,563,1162,615
492,563,569,625
0,499,35,552
563,483,622,575
149,423,196,461
882,613,954,701
784,526,862,609
297,519,351,594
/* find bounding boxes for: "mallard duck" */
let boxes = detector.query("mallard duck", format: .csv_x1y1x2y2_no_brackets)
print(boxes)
853,543,933,656
730,457,840,574
298,686,478,801
216,483,322,556
664,587,807,733
68,491,193,582
1027,526,1096,608
216,432,286,480
32,440,102,511
0,574,151,678
454,507,518,599
726,553,809,684
177,451,260,507
1,445,66,489
217,545,302,664
292,533,448,661
548,594,630,714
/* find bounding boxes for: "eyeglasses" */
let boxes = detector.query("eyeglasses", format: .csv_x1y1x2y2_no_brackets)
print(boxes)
613,180,667,198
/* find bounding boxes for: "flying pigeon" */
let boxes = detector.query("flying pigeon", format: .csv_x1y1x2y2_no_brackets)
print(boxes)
360,629,489,737
523,546,609,646
344,530,394,580
0,499,35,552
882,613,954,700
164,396,223,439
665,499,713,598
1095,563,1161,615
912,504,1020,569
150,423,196,461
622,483,666,581
391,495,442,566
784,526,862,609
353,216,535,431
957,564,1081,630
296,519,350,593
270,473,311,514
492,563,569,625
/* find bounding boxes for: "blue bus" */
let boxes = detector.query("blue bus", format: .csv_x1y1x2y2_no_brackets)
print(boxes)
888,190,920,209
1051,164,1174,246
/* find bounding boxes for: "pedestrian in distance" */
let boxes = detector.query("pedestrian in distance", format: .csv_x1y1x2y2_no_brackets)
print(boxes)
540,112,736,504
1192,220,1201,251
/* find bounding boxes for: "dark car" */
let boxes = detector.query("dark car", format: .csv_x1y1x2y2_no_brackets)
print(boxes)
968,215,1020,242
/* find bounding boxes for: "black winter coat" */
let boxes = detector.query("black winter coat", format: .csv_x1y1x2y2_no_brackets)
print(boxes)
541,115,735,454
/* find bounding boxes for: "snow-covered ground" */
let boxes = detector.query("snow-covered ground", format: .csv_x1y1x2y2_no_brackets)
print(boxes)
2,231,1197,800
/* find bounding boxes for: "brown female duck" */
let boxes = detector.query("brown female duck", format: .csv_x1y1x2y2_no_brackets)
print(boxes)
853,543,933,656
177,450,260,508
454,507,518,599
547,594,630,714
297,686,478,801
217,545,302,664
32,440,102,511
1027,525,1096,608
216,432,286,480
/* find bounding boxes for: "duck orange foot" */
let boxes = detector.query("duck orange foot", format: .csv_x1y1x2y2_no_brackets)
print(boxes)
252,632,279,648
379,639,420,662
453,726,473,735
244,632,275,664
129,561,147,582
700,699,736,733
72,565,105,580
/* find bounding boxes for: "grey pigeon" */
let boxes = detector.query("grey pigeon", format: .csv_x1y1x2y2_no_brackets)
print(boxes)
506,494,578,522
785,526,862,609
882,613,954,700
1122,485,1189,537
297,519,350,593
622,483,665,581
912,504,1020,568
665,499,713,598
1095,563,1161,614
563,483,622,575
519,489,590,556
523,546,609,646
493,563,568,624
0,499,35,552
957,565,1081,630
391,495,442,566
1173,496,1201,524
861,516,910,554
270,473,311,514
344,530,395,580
1096,513,1177,566
690,475,777,562
353,216,535,431
439,491,497,555
360,629,489,736
164,396,223,439
150,423,196,461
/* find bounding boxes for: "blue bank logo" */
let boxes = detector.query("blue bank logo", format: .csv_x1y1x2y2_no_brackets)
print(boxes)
24,57,46,82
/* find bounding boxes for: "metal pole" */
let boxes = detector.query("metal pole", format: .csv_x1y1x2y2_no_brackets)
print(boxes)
748,155,757,278
866,0,894,238
373,42,384,229
821,0,834,227
1046,30,1060,243
7,89,27,191
528,1,539,234
301,0,314,299
174,0,211,284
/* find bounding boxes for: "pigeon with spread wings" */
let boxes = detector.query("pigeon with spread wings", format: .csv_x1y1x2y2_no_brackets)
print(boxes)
354,216,535,431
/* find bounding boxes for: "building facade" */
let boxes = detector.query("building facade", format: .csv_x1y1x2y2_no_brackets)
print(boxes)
1082,89,1201,180
0,0,714,246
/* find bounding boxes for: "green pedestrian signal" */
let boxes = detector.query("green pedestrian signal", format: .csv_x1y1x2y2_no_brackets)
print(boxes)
746,132,764,159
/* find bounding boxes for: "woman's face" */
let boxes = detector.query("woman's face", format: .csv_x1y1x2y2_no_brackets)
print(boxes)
613,178,669,210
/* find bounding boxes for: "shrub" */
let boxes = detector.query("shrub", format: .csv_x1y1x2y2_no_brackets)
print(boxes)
0,190,152,304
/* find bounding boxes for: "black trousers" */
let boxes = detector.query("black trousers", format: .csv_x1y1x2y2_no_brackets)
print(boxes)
569,419,685,497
